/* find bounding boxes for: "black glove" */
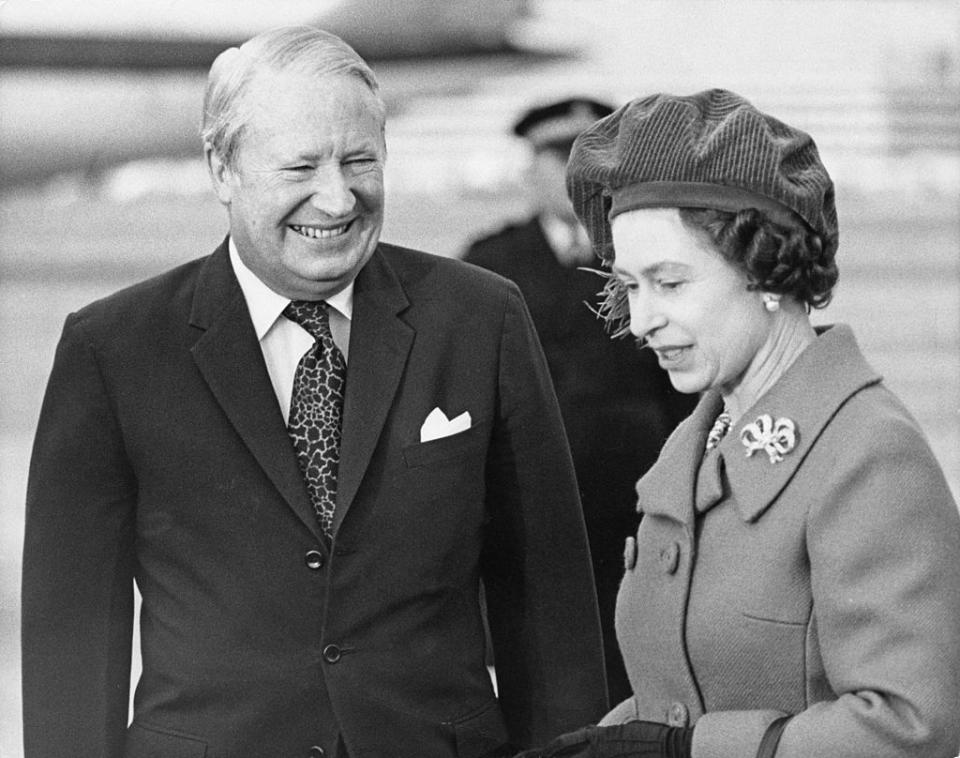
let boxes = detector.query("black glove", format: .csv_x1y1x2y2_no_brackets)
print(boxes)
513,721,693,758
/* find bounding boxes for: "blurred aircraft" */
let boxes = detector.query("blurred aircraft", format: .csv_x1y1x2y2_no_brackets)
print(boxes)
0,0,545,188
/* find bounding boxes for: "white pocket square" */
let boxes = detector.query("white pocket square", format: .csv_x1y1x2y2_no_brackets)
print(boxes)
420,407,472,443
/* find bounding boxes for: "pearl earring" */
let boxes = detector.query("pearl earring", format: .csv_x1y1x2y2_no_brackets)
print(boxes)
763,294,780,313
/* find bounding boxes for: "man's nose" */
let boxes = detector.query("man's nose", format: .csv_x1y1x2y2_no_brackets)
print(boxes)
308,167,356,217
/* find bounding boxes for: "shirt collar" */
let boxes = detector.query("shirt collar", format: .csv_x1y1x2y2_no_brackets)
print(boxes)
540,213,587,248
228,238,354,340
538,213,593,266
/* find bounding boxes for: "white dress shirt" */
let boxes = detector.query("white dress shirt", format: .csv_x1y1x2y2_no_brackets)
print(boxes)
228,239,353,422
539,213,594,267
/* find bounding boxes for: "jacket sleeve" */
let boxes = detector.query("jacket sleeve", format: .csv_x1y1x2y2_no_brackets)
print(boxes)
21,313,137,758
479,283,609,747
692,395,960,758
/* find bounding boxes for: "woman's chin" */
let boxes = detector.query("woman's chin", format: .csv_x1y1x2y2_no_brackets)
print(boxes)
667,372,706,396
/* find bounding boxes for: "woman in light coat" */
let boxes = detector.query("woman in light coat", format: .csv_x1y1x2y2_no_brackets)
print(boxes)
516,89,960,758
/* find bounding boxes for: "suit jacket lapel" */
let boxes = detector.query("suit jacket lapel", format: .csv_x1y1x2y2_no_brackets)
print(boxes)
189,241,324,542
334,246,414,531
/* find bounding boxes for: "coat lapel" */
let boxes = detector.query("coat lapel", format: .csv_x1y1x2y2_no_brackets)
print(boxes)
714,324,882,523
635,392,724,525
189,241,324,542
333,247,414,531
638,326,882,526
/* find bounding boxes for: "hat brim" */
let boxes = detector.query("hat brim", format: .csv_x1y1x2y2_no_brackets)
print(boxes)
610,181,807,231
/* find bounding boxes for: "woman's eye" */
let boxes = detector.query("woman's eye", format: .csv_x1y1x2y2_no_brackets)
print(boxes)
657,279,683,291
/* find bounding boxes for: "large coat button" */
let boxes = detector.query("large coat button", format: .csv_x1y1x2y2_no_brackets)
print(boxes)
659,542,680,574
309,747,325,758
666,702,689,726
322,644,342,663
623,536,638,570
305,550,324,570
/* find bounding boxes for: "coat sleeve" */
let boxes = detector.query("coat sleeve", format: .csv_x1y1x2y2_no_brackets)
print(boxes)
21,313,137,758
692,394,960,758
479,283,609,747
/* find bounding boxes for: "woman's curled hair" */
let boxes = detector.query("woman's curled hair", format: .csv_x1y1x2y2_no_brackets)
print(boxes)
597,206,839,337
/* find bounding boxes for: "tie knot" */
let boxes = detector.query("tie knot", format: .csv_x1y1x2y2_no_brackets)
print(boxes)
283,300,332,341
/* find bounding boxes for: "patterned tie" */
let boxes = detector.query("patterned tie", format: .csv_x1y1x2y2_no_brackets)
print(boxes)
283,300,347,537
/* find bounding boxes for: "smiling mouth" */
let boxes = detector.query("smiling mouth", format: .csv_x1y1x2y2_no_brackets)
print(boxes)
654,346,688,362
290,222,353,239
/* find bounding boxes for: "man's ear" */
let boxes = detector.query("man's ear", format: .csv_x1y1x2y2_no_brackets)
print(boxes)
204,142,233,205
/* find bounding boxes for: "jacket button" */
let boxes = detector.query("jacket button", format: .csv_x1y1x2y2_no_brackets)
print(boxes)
309,747,325,758
659,542,680,574
666,702,689,726
623,536,638,570
322,644,342,663
305,550,324,570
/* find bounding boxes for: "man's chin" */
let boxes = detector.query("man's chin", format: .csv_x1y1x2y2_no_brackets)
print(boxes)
279,273,350,300
288,258,372,298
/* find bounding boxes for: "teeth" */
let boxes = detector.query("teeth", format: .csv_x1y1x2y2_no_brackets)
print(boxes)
291,223,349,239
660,348,683,360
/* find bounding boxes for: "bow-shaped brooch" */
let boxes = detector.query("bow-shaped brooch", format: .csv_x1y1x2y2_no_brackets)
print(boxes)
739,414,797,464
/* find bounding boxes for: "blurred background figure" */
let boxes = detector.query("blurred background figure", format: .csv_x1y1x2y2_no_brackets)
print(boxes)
462,98,696,702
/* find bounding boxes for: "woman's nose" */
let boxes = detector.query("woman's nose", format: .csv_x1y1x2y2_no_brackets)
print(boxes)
628,293,666,340
309,167,356,217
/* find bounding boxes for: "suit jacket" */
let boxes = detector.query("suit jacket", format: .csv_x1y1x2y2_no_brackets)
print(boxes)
463,218,695,703
602,325,960,758
21,240,608,758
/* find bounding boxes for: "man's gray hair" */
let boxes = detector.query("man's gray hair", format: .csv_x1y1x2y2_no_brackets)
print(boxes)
200,26,385,169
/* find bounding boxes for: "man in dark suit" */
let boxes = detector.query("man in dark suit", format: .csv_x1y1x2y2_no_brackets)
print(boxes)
463,99,696,704
21,28,607,758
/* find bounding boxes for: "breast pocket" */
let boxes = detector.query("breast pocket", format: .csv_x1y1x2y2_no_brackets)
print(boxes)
392,421,491,541
403,420,489,468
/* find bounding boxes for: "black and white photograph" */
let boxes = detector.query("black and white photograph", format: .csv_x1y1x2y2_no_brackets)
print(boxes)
2,2,958,756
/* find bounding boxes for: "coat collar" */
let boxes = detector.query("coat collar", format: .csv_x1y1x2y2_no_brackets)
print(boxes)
634,391,723,525
637,325,882,524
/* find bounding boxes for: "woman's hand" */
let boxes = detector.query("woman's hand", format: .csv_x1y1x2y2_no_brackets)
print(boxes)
513,720,693,758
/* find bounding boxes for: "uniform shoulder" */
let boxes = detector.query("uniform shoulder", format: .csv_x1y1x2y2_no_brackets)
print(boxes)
378,241,520,302
462,218,540,261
